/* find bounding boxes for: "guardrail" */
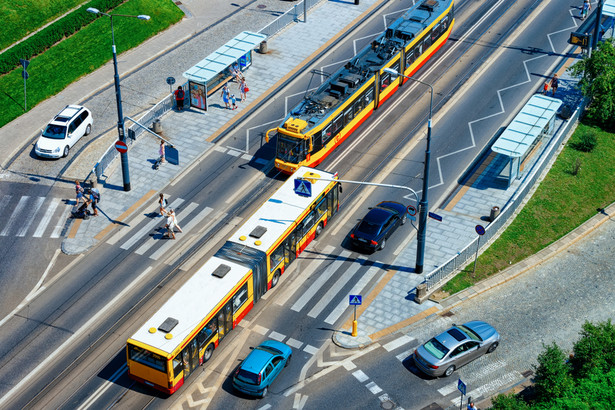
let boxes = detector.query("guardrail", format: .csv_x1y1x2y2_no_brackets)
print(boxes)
420,97,587,300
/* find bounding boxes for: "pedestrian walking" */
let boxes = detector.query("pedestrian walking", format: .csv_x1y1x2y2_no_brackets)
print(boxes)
239,78,248,102
174,86,185,111
87,188,99,216
158,193,168,216
543,81,549,95
169,209,183,233
581,0,591,19
550,73,559,97
230,94,237,110
221,84,231,109
75,180,84,205
164,211,176,240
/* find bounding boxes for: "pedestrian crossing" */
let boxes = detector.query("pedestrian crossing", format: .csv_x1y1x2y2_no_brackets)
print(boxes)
0,194,74,239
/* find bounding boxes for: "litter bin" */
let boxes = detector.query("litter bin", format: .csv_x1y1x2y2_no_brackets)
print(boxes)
490,206,500,222
259,40,268,54
153,119,162,134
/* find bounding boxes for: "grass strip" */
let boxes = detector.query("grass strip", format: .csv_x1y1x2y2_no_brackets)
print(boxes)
443,123,615,294
0,0,182,129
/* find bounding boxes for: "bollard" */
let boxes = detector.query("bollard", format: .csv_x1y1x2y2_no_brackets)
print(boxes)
352,320,358,337
355,0,360,4
490,206,500,222
415,283,427,304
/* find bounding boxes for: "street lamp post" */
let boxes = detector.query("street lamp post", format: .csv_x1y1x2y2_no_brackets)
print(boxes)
87,8,150,192
383,68,433,274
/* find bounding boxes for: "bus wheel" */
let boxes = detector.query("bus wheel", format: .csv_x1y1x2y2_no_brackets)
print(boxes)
315,222,324,238
272,270,281,288
203,344,214,362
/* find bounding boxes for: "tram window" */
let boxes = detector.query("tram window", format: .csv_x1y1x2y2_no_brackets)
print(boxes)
365,88,374,104
331,114,344,136
322,124,333,145
441,15,449,31
380,72,391,89
197,318,218,348
354,98,364,116
270,245,284,272
391,62,400,77
432,24,441,41
405,50,415,66
233,283,249,311
423,34,432,49
344,107,354,126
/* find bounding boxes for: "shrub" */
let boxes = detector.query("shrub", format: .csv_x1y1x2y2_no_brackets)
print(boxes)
490,393,530,410
533,342,573,402
571,128,598,152
571,320,615,379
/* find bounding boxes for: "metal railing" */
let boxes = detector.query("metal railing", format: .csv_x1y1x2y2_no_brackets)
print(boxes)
259,0,324,37
422,97,587,294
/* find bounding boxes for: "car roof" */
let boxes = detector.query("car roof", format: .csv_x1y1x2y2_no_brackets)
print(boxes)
434,326,469,349
363,207,395,225
50,105,85,125
240,347,276,374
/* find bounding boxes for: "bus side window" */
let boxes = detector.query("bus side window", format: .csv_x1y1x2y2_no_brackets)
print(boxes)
270,245,284,273
173,357,182,379
197,317,218,349
233,283,249,311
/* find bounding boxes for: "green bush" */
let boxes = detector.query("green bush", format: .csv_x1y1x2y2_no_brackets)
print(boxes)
571,319,615,379
490,393,530,410
571,128,598,152
0,0,124,75
533,343,574,402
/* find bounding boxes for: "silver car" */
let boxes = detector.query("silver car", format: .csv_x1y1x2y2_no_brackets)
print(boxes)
413,321,500,377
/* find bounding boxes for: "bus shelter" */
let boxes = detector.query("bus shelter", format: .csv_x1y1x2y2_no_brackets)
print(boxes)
183,31,267,111
491,94,562,187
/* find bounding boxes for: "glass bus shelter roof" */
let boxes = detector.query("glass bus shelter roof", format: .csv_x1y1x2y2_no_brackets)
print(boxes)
603,0,615,17
491,94,562,158
183,31,267,83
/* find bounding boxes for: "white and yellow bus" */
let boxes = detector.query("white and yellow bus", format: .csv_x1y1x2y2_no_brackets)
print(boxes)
127,167,341,393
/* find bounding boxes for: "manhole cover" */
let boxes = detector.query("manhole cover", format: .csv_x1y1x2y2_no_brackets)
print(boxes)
381,400,395,410
257,4,267,8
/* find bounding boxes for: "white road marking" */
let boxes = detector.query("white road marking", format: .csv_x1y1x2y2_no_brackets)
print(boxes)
396,348,414,362
307,260,362,318
352,369,369,383
383,334,415,352
293,393,308,410
50,204,72,238
438,381,459,396
324,264,381,325
33,197,60,237
147,202,200,260
1,196,28,236
252,324,269,335
0,266,153,408
16,197,45,237
290,250,351,312
286,338,303,349
120,198,184,250
77,363,127,410
303,344,318,355
269,331,286,342
366,381,382,395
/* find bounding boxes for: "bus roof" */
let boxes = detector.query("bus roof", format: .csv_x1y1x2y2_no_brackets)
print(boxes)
129,256,251,355
231,166,338,253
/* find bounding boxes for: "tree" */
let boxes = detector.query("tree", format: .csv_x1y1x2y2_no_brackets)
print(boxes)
571,319,615,379
533,342,573,402
490,392,530,410
568,38,615,131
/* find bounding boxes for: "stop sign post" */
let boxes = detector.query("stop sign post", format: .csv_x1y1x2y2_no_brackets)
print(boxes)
115,140,128,153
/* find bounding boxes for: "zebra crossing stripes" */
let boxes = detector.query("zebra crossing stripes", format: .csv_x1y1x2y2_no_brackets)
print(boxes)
120,198,185,250
1,196,29,236
17,197,45,237
307,261,363,319
290,250,352,312
33,197,60,238
0,195,72,239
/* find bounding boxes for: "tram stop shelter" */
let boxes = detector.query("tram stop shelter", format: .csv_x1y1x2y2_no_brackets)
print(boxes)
182,31,267,111
491,94,563,187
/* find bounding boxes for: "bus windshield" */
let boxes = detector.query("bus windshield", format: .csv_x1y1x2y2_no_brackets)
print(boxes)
276,134,307,164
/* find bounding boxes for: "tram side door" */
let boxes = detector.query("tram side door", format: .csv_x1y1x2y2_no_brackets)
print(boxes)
284,231,297,265
217,301,233,341
181,338,199,380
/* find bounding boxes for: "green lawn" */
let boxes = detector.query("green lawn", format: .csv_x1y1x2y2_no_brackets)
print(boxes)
443,123,615,294
0,0,183,128
0,0,86,51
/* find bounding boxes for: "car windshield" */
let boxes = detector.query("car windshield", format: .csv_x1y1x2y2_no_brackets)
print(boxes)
357,220,380,235
457,325,482,341
42,124,67,140
256,345,282,355
423,337,449,359
235,369,259,385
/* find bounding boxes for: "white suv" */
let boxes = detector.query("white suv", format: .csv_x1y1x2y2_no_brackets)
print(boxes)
35,105,93,158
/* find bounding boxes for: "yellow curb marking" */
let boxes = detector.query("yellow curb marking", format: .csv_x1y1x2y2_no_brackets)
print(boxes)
68,217,82,239
444,151,497,211
93,189,158,241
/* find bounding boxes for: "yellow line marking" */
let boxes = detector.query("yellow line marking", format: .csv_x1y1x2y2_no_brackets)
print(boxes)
68,218,81,239
342,268,397,330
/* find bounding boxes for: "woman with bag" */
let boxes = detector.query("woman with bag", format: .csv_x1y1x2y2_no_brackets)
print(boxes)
239,78,248,102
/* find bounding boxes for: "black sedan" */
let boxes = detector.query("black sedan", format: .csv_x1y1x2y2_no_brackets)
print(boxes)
350,201,407,252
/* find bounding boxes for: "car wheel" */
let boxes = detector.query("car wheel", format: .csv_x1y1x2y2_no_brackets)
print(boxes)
85,124,92,136
63,145,69,158
261,387,268,398
444,365,455,377
272,270,281,288
203,343,214,362
379,238,386,250
487,342,499,354
315,222,324,238
285,354,292,367
401,214,407,225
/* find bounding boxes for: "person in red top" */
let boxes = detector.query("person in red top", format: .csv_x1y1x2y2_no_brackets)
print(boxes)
174,86,185,111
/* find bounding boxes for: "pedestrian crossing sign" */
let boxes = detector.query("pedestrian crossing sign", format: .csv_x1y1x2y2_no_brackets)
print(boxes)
349,295,362,305
294,179,312,197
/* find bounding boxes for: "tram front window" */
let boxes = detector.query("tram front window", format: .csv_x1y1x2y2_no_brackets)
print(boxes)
276,135,306,164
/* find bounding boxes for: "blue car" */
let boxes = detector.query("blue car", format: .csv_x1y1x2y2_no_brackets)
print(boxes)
350,201,407,251
233,340,292,397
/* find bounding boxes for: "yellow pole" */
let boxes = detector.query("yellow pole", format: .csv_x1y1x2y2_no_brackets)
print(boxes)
351,305,358,337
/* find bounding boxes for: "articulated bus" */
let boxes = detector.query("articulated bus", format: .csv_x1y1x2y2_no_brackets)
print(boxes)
127,167,341,394
267,0,454,174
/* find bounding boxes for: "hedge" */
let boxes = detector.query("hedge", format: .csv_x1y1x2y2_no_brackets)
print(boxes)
0,0,125,75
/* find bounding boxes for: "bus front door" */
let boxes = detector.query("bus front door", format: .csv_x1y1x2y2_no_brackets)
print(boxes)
284,232,297,265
